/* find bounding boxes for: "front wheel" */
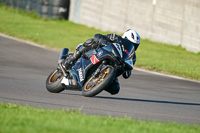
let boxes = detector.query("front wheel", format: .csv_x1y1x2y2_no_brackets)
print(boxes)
46,69,65,93
82,65,116,97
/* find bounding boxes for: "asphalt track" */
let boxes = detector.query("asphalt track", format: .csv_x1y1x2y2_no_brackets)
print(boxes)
0,35,200,125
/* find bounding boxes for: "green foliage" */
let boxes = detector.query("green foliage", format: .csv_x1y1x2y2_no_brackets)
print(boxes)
0,5,199,80
0,5,108,51
0,103,200,133
137,39,200,80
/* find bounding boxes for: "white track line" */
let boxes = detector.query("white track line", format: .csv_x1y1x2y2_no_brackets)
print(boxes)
134,68,200,83
1,33,199,83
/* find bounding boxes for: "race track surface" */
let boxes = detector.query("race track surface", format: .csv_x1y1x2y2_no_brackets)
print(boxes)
0,35,200,124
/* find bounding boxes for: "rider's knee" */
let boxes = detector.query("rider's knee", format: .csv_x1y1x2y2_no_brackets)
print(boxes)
105,78,120,95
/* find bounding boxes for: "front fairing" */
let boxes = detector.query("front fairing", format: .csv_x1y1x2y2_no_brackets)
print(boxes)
105,40,135,70
96,41,135,70
120,39,135,61
70,41,135,87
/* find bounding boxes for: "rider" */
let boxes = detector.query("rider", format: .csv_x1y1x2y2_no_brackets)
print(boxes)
65,29,140,95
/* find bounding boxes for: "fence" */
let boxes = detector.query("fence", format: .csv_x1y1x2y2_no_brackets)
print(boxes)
2,0,70,19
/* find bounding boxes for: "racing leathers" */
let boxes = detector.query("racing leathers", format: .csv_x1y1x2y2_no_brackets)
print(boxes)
65,33,136,95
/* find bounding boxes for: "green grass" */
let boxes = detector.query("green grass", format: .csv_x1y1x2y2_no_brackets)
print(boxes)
0,5,109,51
0,103,199,133
0,5,200,133
0,5,200,80
137,39,200,80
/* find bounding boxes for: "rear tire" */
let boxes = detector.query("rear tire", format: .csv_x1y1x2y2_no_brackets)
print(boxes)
46,69,65,93
82,65,116,97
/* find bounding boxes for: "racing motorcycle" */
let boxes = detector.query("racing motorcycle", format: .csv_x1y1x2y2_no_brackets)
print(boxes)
46,40,135,97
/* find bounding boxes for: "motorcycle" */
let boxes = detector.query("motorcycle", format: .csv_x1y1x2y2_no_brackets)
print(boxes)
46,40,135,97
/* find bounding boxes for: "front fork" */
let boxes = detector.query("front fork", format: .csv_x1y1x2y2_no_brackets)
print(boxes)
92,60,107,78
57,48,81,90
57,48,69,76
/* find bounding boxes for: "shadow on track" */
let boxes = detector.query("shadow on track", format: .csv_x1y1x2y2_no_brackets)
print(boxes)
94,96,200,106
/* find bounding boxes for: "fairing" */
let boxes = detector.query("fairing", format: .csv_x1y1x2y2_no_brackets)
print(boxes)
70,41,135,87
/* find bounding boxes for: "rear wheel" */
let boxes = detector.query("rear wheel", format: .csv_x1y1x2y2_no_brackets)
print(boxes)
82,65,116,97
46,69,64,93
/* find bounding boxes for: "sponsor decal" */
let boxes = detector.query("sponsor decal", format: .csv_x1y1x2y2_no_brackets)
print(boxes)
113,43,123,58
77,68,84,82
97,50,103,57
68,79,77,85
122,45,125,51
72,79,77,85
125,50,130,55
90,55,99,64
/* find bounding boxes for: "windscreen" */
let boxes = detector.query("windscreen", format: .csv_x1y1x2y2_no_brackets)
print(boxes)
121,39,135,60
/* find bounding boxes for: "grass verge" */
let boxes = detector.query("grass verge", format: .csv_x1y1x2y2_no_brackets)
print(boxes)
0,5,200,80
0,103,200,133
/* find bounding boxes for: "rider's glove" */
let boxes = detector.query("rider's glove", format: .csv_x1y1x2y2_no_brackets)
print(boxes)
122,70,132,79
108,33,117,42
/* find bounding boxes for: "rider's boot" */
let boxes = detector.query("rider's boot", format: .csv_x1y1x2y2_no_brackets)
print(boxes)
64,50,82,69
104,78,120,95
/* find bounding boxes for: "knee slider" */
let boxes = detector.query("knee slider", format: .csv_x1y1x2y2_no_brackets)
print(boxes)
78,45,90,54
84,38,94,47
84,38,98,49
73,50,82,59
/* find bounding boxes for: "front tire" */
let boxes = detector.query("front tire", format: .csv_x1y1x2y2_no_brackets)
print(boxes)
46,69,65,93
82,65,116,97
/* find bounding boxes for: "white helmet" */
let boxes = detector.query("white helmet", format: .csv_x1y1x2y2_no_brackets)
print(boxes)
122,29,140,50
